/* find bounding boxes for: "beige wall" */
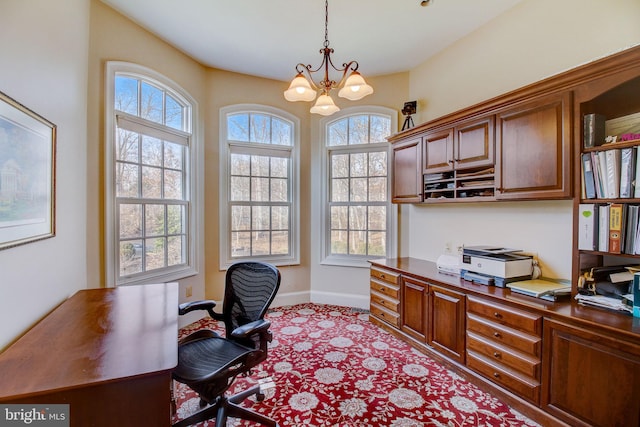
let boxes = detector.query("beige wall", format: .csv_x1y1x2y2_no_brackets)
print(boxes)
403,0,640,279
0,0,90,350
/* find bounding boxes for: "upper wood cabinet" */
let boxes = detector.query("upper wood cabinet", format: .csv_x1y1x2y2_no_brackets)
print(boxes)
495,92,572,200
391,137,423,203
454,116,495,171
423,129,454,173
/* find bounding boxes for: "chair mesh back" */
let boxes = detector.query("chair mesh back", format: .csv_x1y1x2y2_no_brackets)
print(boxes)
223,262,280,335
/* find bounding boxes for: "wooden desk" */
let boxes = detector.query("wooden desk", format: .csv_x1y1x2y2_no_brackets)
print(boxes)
0,283,178,427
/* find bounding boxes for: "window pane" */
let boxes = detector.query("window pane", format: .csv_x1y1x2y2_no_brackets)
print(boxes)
164,170,182,199
250,114,270,143
230,176,250,201
120,240,142,275
368,231,386,256
349,116,369,144
230,153,250,176
370,116,390,143
164,142,183,170
332,178,349,202
350,178,368,202
165,94,183,130
251,231,270,255
271,118,291,146
328,120,347,146
271,231,289,255
369,151,387,176
228,113,249,141
369,177,387,201
116,163,139,197
331,230,348,254
350,153,367,177
145,204,165,236
167,205,184,234
368,206,386,230
167,235,185,266
330,206,348,230
115,76,138,115
142,166,162,199
251,177,270,201
116,129,139,162
331,154,349,178
252,205,270,230
140,82,163,123
141,136,162,166
231,206,250,231
272,206,289,230
349,230,367,255
231,232,250,257
251,155,270,176
145,237,165,271
349,206,366,231
271,157,288,178
119,204,141,238
271,178,288,202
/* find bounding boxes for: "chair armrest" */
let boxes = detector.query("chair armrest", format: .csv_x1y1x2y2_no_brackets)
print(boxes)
230,319,271,340
178,300,223,321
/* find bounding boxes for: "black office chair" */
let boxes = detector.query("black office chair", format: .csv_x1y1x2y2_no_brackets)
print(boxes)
172,261,281,427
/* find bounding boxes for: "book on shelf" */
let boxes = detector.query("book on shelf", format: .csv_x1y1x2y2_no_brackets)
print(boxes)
620,147,636,198
605,149,621,199
582,153,597,199
584,113,606,148
578,204,597,251
609,203,624,254
598,204,610,252
625,205,640,254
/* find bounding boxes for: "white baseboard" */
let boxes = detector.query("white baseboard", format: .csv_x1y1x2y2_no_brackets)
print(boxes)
272,291,310,308
272,290,370,310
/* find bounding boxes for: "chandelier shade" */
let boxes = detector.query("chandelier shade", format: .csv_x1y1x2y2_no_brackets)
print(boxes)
283,0,373,115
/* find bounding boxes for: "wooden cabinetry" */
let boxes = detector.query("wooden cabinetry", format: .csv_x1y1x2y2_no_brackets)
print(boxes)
401,276,428,342
542,319,640,427
369,266,401,328
495,92,572,200
466,296,542,404
391,137,423,203
429,284,465,364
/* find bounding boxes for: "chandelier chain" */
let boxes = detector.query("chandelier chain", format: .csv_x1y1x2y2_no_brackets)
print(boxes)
323,0,329,48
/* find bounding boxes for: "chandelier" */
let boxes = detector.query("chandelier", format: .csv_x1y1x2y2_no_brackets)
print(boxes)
283,0,373,116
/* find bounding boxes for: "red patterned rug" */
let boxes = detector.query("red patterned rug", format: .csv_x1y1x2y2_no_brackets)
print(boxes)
173,303,540,426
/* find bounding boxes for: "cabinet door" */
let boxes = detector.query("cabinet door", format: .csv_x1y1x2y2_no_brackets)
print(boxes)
429,285,466,364
392,138,423,203
423,129,454,173
454,117,495,170
542,319,640,427
401,276,428,342
496,92,572,199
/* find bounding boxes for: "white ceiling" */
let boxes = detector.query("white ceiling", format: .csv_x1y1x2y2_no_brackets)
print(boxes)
101,0,524,82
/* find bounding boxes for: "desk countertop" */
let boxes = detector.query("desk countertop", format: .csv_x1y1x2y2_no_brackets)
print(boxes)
0,283,178,400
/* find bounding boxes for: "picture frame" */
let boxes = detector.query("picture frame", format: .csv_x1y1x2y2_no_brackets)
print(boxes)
0,91,56,250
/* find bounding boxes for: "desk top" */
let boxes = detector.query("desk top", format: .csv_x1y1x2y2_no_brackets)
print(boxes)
0,283,178,401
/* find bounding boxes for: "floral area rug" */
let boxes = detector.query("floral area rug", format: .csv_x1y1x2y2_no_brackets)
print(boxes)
173,303,540,427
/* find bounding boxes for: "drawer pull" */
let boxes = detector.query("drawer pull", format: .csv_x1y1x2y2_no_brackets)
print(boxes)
379,287,385,292
380,274,386,279
493,352,501,358
493,372,500,378
493,332,501,338
494,312,502,318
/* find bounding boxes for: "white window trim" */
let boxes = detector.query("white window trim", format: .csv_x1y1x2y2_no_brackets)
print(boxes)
319,106,398,268
105,61,202,286
219,104,300,269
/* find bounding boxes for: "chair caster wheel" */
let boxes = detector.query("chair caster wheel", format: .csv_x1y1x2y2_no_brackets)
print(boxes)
199,398,207,408
256,392,265,402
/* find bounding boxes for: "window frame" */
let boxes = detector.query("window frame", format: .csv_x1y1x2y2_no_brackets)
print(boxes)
219,104,300,269
319,106,397,268
105,61,201,286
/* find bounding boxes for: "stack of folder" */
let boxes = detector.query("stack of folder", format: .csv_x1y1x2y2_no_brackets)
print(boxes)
506,279,571,301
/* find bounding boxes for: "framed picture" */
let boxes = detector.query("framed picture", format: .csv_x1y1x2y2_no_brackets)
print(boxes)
0,91,56,250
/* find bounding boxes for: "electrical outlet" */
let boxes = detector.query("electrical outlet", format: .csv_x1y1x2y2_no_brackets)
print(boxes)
185,285,192,298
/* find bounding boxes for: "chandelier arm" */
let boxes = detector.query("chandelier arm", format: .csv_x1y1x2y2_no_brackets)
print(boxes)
334,60,360,87
294,63,321,91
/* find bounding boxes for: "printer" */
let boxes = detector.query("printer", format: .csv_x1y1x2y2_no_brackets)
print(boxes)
460,246,533,287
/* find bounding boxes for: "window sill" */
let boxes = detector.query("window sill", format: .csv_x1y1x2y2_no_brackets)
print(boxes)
320,256,387,269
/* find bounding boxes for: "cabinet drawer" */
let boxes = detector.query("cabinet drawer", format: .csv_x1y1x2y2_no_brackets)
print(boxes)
370,267,400,285
467,350,540,404
370,303,400,328
467,296,541,335
370,279,400,300
467,331,540,379
467,313,541,357
370,291,399,313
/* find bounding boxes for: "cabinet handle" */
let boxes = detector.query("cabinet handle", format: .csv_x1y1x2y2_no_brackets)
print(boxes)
493,332,501,338
379,287,385,292
493,372,500,378
493,352,501,359
494,312,502,318
380,274,386,279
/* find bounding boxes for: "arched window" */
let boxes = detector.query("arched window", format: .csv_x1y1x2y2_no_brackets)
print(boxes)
219,105,300,267
105,62,200,286
320,107,396,266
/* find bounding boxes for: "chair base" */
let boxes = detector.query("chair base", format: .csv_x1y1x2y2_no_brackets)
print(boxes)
173,384,278,427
